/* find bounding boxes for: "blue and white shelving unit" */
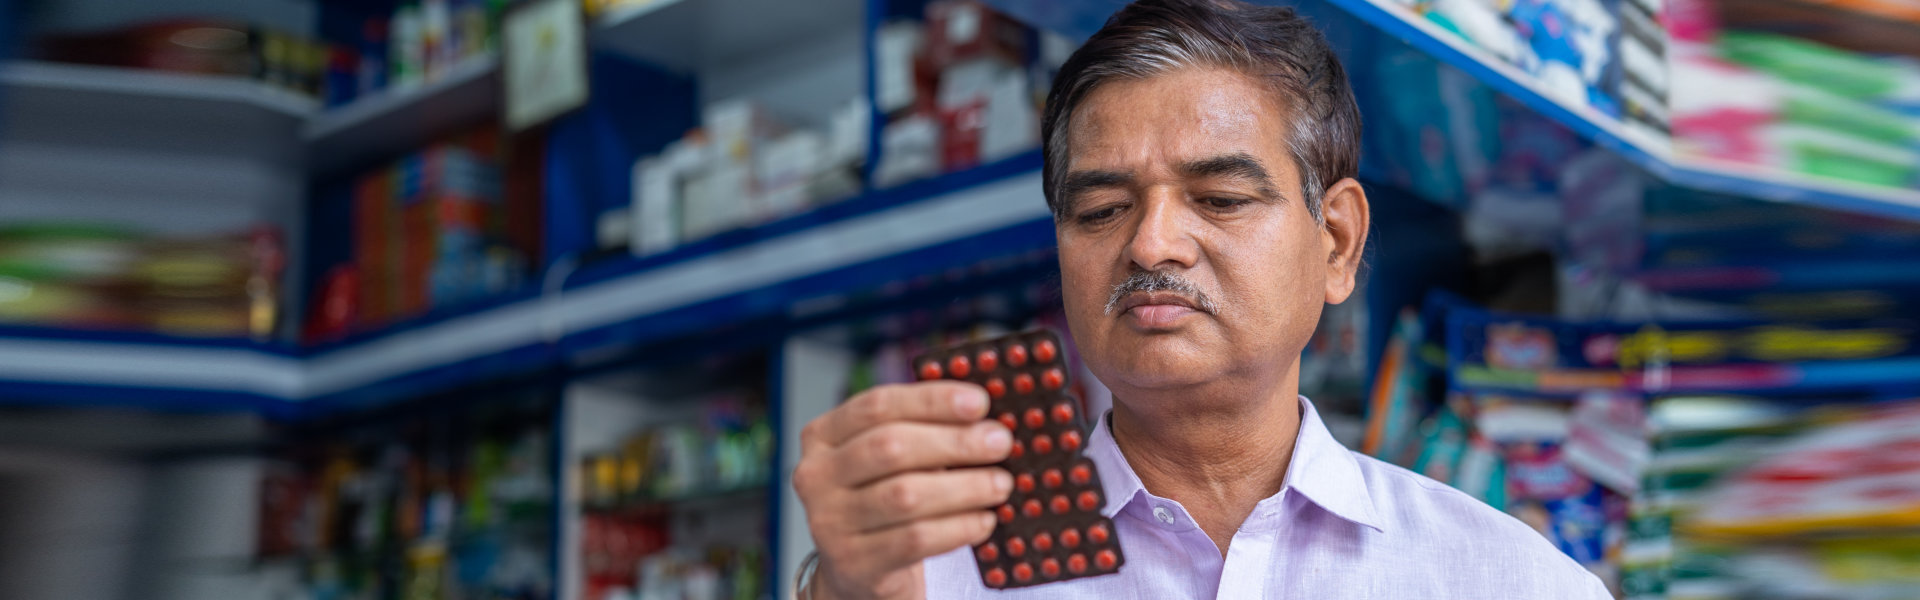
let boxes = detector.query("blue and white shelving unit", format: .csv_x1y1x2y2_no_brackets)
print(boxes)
1,0,1916,596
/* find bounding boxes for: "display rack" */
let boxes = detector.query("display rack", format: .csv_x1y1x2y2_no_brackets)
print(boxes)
983,0,1920,222
304,54,502,176
1327,0,1920,220
0,148,1047,410
308,156,1047,406
7,0,1918,411
12,1,1913,598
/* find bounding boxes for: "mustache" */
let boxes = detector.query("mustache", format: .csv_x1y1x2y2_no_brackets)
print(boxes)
1103,271,1220,315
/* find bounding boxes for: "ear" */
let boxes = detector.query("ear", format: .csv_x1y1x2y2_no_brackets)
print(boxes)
1318,177,1370,305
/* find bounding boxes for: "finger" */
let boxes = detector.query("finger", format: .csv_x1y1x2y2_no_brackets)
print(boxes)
831,420,1012,487
846,510,998,580
814,382,990,448
850,467,1013,532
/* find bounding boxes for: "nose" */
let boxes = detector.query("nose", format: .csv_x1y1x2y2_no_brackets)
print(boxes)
1123,190,1200,273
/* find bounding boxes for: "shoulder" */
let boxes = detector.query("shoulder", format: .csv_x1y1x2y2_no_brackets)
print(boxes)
1348,451,1613,598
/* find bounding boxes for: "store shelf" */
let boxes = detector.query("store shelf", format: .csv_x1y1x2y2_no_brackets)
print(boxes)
302,153,1050,404
594,0,863,72
1316,0,1920,221
0,60,316,121
304,55,502,176
982,0,1920,223
0,60,315,165
0,57,499,178
584,486,769,516
0,332,301,410
0,153,1052,410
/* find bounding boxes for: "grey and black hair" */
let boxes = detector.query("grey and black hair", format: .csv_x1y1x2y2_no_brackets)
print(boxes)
1040,0,1362,224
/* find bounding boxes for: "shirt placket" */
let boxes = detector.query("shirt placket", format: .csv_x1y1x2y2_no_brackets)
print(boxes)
1214,491,1282,600
1133,499,1224,599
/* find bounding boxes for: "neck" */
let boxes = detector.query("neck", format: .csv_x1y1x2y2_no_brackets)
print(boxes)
1108,360,1304,556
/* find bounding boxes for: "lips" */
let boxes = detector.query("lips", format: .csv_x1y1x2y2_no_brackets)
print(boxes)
1115,292,1207,330
1115,292,1204,314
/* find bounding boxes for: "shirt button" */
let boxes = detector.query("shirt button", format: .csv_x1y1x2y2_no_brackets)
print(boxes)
1153,505,1175,525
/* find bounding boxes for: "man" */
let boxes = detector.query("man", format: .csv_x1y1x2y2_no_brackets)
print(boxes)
792,0,1612,598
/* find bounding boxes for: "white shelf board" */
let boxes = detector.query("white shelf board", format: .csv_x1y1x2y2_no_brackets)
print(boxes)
304,55,503,175
0,60,316,119
0,60,314,165
0,337,304,398
594,0,863,73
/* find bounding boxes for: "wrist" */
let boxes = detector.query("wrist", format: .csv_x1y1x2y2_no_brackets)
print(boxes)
801,555,863,600
795,551,823,600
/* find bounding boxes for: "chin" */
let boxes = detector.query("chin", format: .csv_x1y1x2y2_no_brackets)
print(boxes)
1090,331,1224,392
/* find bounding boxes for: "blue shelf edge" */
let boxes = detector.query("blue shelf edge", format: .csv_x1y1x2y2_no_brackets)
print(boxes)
1315,0,1920,221
983,0,1920,223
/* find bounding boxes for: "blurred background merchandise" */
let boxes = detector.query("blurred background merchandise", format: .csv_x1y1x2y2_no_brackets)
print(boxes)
0,0,1914,599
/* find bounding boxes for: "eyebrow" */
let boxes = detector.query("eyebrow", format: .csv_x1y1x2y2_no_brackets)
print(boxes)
1058,169,1135,212
1177,153,1281,199
1058,153,1285,214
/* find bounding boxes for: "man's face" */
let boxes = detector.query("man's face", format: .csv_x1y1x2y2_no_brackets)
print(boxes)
1055,67,1365,399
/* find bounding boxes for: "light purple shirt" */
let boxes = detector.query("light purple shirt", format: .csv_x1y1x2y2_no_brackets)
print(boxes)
925,396,1611,599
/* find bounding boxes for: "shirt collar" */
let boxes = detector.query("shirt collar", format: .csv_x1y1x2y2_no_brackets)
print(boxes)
1083,395,1386,533
1281,395,1386,532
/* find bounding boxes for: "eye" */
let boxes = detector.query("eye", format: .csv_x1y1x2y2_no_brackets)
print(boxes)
1076,204,1125,225
1199,197,1250,211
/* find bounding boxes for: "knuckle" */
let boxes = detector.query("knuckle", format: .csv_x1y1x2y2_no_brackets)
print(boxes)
790,461,820,496
799,418,825,446
852,390,893,423
883,479,921,515
899,522,935,556
866,433,908,470
807,500,852,539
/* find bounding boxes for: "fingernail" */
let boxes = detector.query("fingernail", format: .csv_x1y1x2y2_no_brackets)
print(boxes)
992,470,1013,493
954,389,986,416
981,426,1011,452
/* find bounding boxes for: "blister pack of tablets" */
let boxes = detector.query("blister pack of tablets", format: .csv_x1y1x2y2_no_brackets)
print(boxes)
914,330,1125,588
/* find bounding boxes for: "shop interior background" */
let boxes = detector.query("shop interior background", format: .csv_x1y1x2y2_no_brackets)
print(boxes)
0,0,1917,598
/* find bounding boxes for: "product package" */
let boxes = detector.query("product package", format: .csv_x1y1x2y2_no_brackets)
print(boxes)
914,330,1125,588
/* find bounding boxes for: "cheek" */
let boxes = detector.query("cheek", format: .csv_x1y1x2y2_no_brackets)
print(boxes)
1216,218,1323,318
1058,239,1110,314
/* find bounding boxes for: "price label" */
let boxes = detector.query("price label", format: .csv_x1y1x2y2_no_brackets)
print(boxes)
503,0,589,130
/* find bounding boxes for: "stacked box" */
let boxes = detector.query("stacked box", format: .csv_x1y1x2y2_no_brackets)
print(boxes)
347,129,517,331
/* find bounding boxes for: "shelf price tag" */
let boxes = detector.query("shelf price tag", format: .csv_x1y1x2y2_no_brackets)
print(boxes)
503,0,589,131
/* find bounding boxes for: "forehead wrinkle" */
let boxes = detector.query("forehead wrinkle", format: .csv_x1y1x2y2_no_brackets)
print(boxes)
1064,68,1303,201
